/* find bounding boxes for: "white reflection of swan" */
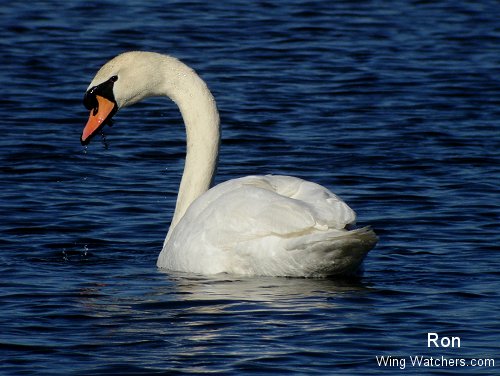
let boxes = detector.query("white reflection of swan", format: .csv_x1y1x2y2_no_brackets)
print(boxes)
161,270,367,304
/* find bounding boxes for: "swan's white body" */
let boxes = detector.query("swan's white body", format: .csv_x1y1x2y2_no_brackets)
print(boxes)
84,51,377,277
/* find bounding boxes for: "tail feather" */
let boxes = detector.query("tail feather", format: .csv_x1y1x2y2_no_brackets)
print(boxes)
287,226,378,277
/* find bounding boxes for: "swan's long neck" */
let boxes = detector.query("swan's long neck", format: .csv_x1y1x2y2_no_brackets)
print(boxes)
158,57,220,237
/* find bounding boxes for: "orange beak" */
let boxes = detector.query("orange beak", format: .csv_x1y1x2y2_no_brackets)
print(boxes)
81,95,116,145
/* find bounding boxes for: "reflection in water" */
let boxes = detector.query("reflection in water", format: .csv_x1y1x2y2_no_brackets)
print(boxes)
161,271,368,305
71,270,372,373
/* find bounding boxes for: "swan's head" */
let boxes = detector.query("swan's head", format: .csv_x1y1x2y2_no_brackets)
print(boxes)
81,51,165,145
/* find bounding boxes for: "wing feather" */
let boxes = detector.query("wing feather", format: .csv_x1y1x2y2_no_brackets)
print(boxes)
175,175,357,249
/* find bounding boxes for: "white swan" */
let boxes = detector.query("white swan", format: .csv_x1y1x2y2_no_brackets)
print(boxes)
81,51,377,277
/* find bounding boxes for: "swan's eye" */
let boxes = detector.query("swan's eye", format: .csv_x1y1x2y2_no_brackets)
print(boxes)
83,87,98,110
83,76,117,111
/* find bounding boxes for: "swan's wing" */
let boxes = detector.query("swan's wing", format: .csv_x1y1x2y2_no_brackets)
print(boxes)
181,175,357,247
162,175,375,276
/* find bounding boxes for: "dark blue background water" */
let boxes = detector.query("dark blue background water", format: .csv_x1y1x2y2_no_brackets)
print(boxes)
1,1,499,374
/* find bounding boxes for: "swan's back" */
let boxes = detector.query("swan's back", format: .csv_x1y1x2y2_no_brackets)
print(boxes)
158,175,377,277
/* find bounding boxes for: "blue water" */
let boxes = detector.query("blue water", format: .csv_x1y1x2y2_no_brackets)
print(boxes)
1,1,499,374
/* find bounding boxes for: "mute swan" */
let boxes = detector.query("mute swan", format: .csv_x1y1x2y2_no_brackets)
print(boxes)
81,51,377,277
